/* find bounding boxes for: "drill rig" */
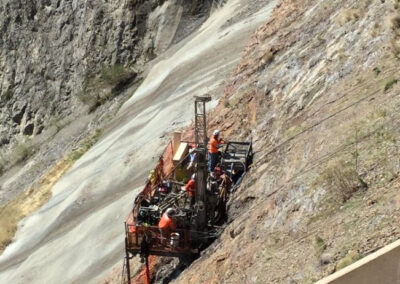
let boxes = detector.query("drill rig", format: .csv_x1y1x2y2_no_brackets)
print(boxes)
124,96,253,283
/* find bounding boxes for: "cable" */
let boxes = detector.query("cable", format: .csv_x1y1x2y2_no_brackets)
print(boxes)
254,69,400,162
228,117,400,258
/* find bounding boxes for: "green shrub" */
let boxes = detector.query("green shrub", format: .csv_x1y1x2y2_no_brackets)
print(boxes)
0,140,36,173
318,160,365,202
13,140,35,164
99,64,135,88
314,235,327,256
336,251,362,270
78,64,136,111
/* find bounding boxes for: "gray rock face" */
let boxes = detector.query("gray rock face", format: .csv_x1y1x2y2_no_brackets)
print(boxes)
0,0,213,149
0,0,138,147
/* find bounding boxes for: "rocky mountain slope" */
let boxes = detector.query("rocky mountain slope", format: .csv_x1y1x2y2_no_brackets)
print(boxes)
0,0,278,283
0,0,213,250
0,0,213,149
176,0,400,282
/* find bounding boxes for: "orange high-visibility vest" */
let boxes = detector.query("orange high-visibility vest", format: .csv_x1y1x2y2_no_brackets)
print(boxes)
158,213,176,231
185,179,196,197
210,137,221,154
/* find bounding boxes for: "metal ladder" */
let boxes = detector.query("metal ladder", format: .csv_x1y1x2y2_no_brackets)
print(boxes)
194,96,211,230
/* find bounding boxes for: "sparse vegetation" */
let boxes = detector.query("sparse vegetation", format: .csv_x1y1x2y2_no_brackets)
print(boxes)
319,160,364,202
1,89,13,103
0,128,103,254
373,67,381,76
0,139,37,175
336,8,362,25
0,154,5,174
392,36,400,59
223,99,230,108
0,158,70,254
68,129,103,162
11,139,35,165
314,235,327,256
285,123,308,139
78,64,136,112
384,78,398,92
336,251,362,270
99,64,135,89
392,16,400,29
48,115,64,134
374,108,388,119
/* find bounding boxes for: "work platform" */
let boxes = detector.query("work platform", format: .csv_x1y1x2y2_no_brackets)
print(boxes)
123,96,253,284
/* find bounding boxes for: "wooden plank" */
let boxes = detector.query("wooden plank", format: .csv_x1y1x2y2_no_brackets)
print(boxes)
173,142,188,164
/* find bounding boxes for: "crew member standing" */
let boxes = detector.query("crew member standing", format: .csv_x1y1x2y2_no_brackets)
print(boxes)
184,173,196,206
209,129,225,174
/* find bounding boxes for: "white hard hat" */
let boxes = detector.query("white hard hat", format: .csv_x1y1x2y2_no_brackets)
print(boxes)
191,173,196,180
213,129,220,136
166,208,175,216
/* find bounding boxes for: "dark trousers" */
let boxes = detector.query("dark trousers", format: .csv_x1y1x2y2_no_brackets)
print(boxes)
209,152,218,172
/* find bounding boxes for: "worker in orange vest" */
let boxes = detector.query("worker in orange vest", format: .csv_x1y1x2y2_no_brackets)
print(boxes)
209,129,225,174
158,208,176,233
184,173,196,206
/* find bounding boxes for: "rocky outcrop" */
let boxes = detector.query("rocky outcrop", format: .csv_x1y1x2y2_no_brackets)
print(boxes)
0,0,135,146
0,0,214,150
176,0,400,283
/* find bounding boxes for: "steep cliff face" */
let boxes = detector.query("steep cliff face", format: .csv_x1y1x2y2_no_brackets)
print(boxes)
0,0,278,283
0,0,134,144
0,0,214,206
0,0,213,149
176,0,400,283
2,0,399,283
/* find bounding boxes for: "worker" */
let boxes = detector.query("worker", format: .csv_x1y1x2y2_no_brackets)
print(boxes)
158,208,177,236
187,144,197,171
219,172,232,201
209,129,225,174
184,173,196,206
214,165,223,180
158,180,171,195
148,169,157,186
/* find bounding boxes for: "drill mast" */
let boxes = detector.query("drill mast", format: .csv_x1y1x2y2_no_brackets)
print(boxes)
194,96,211,230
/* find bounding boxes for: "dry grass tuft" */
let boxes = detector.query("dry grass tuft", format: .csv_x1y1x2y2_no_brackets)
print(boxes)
0,159,72,253
0,129,103,254
384,78,398,91
336,8,362,26
0,139,37,174
336,251,362,271
314,235,327,257
392,16,400,29
317,158,367,203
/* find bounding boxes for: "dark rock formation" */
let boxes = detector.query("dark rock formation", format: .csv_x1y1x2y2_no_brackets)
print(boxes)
0,0,214,149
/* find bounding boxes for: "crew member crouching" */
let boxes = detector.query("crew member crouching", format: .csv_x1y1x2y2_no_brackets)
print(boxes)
158,208,177,244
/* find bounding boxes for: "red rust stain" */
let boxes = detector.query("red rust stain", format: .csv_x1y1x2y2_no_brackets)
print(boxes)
134,255,158,284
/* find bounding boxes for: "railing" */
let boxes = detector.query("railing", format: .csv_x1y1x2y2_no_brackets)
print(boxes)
121,257,128,284
131,140,193,213
125,224,193,254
